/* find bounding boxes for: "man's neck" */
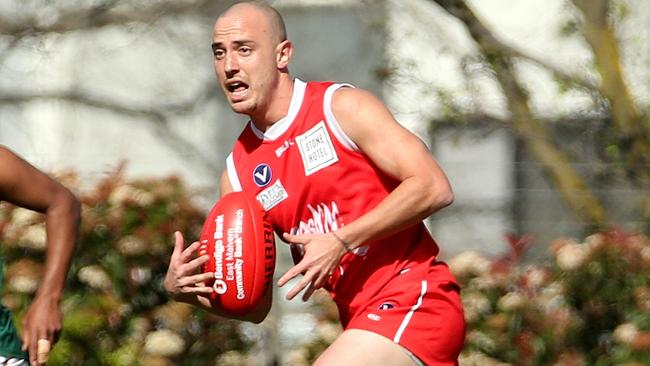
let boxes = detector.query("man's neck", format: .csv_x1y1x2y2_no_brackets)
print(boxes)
250,75,294,132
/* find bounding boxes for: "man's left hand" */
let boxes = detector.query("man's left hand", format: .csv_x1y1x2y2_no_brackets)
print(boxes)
277,232,347,301
21,295,61,365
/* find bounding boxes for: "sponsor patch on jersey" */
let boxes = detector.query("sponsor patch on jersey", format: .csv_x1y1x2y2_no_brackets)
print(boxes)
256,179,288,211
367,313,381,321
295,121,338,176
253,163,272,187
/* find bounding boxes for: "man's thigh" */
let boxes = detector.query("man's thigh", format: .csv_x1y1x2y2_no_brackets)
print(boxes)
314,329,416,366
329,266,465,365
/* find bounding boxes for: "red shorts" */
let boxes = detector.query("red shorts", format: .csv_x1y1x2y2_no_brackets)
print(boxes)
345,262,466,365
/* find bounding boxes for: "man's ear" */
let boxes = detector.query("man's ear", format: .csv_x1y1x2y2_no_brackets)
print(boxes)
276,40,292,69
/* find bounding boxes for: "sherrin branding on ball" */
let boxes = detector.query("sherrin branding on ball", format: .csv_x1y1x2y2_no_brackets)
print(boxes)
199,191,275,315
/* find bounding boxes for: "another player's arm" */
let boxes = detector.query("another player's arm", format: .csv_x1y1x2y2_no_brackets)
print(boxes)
329,87,453,249
163,170,271,324
0,146,80,365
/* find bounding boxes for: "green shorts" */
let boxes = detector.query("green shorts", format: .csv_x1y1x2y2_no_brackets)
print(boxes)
0,306,27,361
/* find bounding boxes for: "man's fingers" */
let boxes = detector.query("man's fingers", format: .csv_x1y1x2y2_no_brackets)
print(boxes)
180,241,202,263
282,232,309,245
285,272,314,300
282,232,294,243
182,254,209,274
20,328,29,351
181,285,215,294
178,272,215,287
28,334,38,366
312,270,330,290
277,263,305,287
172,231,185,256
302,284,317,302
301,267,330,301
37,338,51,364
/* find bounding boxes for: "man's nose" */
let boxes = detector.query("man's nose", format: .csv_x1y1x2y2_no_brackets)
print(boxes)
224,53,239,75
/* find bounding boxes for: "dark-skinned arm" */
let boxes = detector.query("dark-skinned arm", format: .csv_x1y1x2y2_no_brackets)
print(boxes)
0,146,80,366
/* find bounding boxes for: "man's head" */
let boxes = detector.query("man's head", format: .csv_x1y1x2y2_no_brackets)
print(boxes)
212,1,292,117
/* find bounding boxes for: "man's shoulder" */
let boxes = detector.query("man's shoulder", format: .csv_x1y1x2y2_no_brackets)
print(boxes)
304,80,336,92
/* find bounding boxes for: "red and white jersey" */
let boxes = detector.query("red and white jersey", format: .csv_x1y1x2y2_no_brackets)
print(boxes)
226,79,453,324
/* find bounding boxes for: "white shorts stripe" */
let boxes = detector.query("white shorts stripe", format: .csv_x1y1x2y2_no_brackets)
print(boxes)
226,153,242,192
393,280,427,343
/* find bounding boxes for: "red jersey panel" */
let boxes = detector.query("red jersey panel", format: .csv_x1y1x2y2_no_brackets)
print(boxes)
226,79,454,324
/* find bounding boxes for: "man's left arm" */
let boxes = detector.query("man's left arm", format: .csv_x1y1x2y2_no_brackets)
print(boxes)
0,147,80,365
278,88,453,300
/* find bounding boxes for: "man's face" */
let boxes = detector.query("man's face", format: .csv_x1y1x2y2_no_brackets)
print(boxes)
211,8,280,116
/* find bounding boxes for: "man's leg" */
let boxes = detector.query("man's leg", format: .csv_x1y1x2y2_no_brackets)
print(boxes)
314,329,419,366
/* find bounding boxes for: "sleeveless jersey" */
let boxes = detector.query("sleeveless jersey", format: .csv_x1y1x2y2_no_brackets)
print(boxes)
226,79,454,325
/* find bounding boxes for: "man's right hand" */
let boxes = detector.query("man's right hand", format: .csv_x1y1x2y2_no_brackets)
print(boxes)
163,231,215,300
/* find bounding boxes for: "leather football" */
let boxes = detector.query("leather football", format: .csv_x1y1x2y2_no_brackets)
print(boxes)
199,191,275,315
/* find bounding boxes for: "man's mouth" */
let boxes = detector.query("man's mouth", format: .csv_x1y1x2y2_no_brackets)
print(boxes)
226,81,249,101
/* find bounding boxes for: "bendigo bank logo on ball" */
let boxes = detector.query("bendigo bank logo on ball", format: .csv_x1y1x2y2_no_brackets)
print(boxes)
199,191,276,315
205,209,246,300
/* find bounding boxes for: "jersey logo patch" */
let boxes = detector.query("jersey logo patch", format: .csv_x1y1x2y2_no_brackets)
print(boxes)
256,179,288,211
275,138,294,157
253,163,272,187
295,121,338,176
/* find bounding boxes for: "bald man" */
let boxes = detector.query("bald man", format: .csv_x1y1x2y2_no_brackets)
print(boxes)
0,146,80,366
164,2,465,365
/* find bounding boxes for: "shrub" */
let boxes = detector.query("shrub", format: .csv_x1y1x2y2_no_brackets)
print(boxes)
450,230,650,366
0,167,251,366
289,230,650,365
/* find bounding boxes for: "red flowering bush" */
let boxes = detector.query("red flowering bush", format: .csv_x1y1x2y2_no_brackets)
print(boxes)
450,230,650,366
0,167,252,366
289,230,650,365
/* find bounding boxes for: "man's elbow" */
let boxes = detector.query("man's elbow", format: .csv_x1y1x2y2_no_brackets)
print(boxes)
68,191,82,219
59,189,82,222
438,188,454,209
425,185,454,214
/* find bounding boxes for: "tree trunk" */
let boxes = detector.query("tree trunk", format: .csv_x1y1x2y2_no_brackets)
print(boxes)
571,0,650,188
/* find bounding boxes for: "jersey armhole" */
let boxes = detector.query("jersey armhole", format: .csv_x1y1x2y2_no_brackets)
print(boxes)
226,152,243,192
323,83,360,152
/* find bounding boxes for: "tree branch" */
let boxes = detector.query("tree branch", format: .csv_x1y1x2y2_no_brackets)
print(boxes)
431,0,608,226
0,0,218,36
0,89,221,177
